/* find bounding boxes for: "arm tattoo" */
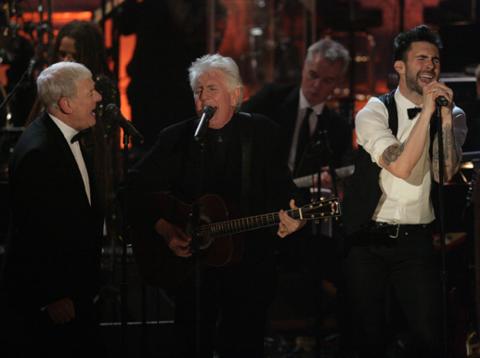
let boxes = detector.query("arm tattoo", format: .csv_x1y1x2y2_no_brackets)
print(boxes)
382,143,405,165
432,125,460,181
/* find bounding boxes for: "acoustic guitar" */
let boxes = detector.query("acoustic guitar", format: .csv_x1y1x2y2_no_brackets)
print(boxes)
131,193,341,291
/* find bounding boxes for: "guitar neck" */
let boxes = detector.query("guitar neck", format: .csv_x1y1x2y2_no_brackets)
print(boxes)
198,208,304,238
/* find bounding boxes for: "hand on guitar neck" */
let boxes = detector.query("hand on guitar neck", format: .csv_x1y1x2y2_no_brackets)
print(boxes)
277,199,306,238
154,197,307,258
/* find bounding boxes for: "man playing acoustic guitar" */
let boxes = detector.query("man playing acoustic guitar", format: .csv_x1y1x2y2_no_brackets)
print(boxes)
128,54,316,357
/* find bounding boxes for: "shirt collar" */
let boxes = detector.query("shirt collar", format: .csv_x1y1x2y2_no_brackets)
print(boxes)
48,113,79,143
299,89,325,115
394,87,421,110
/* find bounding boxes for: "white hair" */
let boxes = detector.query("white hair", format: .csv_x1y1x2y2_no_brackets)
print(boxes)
305,38,351,74
188,53,244,108
37,62,92,109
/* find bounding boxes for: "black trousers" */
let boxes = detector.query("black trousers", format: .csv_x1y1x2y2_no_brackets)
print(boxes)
171,260,276,358
4,299,104,358
342,226,442,358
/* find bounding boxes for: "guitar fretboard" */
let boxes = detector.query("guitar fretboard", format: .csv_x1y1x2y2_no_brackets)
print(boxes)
196,202,336,238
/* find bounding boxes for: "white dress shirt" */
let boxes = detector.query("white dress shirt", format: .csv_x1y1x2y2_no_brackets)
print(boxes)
355,88,466,224
49,114,91,205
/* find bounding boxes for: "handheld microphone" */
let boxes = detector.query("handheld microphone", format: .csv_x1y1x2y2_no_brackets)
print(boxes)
194,106,217,141
435,96,449,107
104,103,144,143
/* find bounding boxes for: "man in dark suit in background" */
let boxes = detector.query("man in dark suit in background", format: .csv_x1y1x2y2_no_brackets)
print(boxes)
241,38,352,180
1,62,104,358
241,38,353,345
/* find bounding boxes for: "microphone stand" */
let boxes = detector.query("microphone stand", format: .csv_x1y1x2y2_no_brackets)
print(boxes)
320,128,339,199
120,129,133,356
322,129,339,240
0,60,35,127
311,124,338,237
192,119,210,356
434,104,448,358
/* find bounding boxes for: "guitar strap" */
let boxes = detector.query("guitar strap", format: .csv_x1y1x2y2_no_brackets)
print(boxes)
239,112,253,214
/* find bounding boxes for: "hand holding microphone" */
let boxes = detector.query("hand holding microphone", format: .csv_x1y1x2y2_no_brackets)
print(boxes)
430,82,452,108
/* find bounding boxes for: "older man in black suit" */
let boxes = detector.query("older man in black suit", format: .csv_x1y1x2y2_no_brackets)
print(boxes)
1,62,104,358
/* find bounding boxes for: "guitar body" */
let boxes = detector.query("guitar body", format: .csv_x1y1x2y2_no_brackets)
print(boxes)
189,194,244,267
131,193,244,291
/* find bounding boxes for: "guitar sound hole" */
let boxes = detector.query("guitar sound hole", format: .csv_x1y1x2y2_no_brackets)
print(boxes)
198,213,214,250
198,234,214,250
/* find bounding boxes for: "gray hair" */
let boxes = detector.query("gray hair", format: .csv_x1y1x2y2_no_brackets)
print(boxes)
188,53,244,107
305,38,351,74
37,62,92,109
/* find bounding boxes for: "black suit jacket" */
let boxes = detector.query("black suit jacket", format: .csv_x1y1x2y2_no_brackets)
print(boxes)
241,83,353,176
2,112,104,311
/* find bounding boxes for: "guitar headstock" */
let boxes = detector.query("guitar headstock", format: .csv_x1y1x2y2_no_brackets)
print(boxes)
298,197,341,220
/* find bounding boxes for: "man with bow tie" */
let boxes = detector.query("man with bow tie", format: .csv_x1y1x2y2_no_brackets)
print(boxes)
341,25,467,357
2,62,105,358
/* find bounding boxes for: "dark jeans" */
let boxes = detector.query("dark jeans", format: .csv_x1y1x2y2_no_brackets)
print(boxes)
343,225,442,358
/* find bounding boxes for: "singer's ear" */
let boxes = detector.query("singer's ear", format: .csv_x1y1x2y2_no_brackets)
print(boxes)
58,96,73,114
394,60,405,75
230,86,242,107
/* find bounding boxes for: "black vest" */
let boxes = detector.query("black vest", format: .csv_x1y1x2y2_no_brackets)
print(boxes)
342,90,399,235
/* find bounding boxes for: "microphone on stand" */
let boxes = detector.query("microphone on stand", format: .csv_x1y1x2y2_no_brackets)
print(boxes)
194,106,216,142
26,58,37,77
104,103,144,143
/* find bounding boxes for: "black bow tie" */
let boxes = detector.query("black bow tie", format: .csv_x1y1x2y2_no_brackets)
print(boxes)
407,107,422,119
70,128,91,143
